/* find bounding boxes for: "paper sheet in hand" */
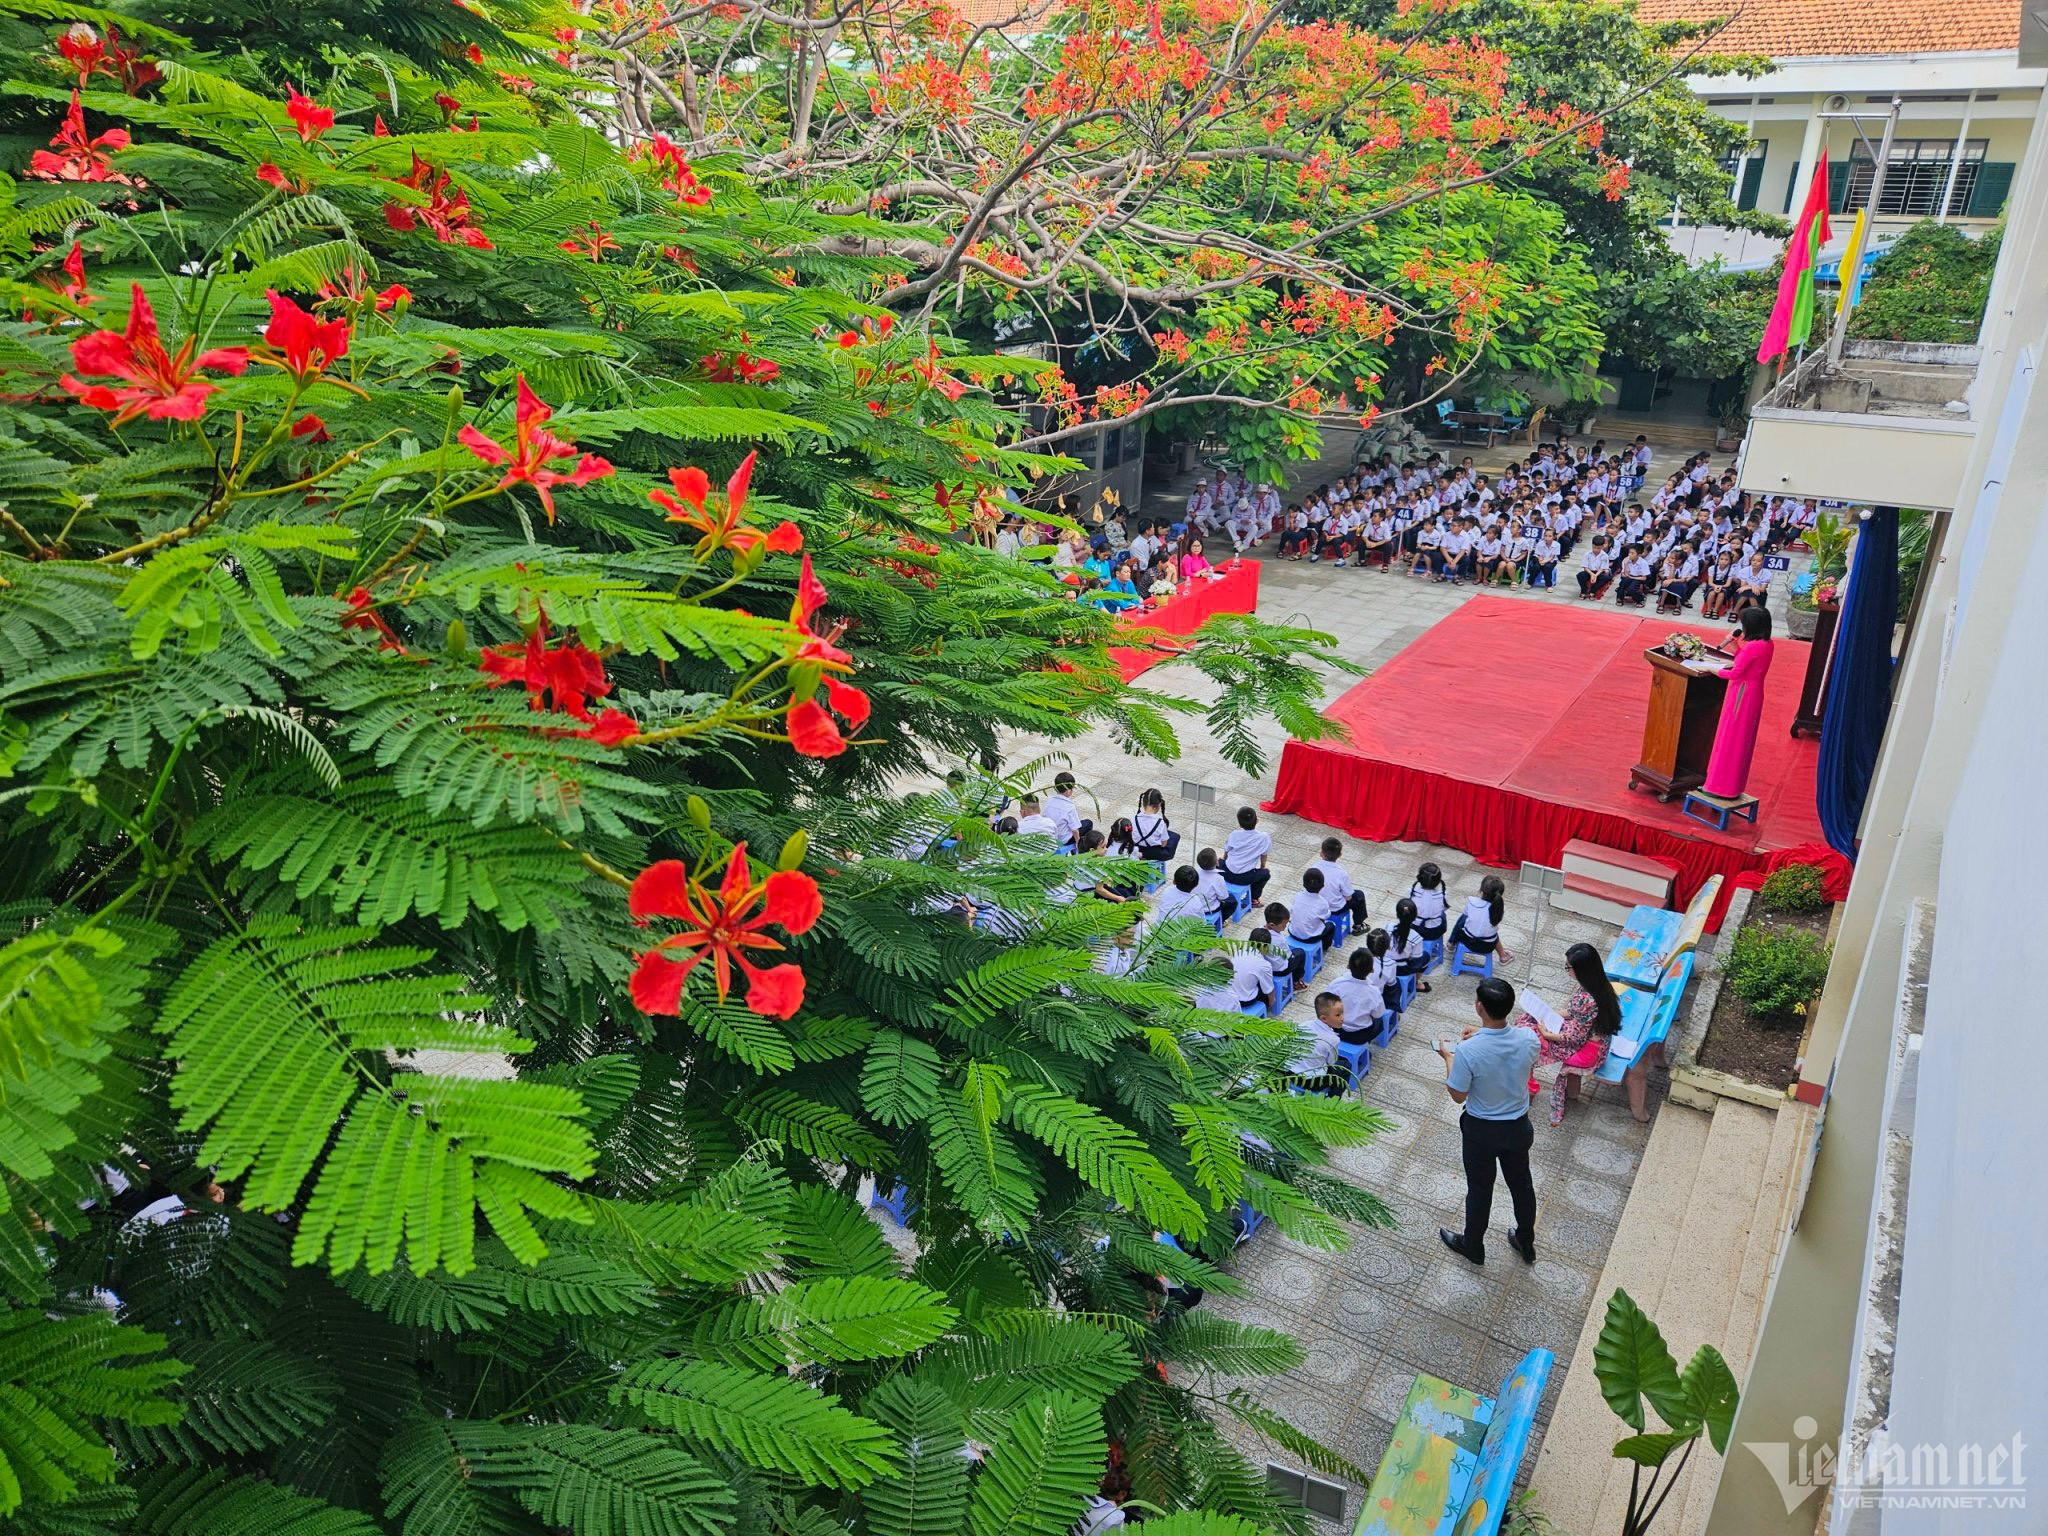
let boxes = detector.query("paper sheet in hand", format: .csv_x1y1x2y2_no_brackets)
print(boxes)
1520,992,1565,1033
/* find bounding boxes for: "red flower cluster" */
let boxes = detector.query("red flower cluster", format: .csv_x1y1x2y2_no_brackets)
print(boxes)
559,223,619,262
458,375,613,523
257,291,350,385
29,92,129,183
54,24,161,93
317,266,410,312
636,134,713,207
341,586,402,650
784,554,869,758
478,617,639,745
285,87,333,142
59,284,249,425
384,154,492,248
651,450,801,559
628,844,821,1019
701,349,780,385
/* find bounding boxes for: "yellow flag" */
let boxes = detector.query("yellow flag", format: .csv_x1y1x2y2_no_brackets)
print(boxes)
1835,209,1868,317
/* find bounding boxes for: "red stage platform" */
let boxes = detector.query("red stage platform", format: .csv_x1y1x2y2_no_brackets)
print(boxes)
1264,597,1845,925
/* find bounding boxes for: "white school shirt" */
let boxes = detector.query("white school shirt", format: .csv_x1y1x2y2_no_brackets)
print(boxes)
1476,536,1504,561
1222,827,1271,873
994,529,1021,558
1043,793,1081,843
1132,809,1171,846
1288,1016,1340,1076
1326,974,1384,1031
1390,927,1426,965
1360,949,1399,991
1288,888,1332,940
1409,883,1449,922
1311,858,1354,905
1535,539,1561,563
1154,884,1208,923
1623,556,1653,580
1458,895,1499,940
1014,812,1060,839
1227,949,1274,1005
1194,867,1231,911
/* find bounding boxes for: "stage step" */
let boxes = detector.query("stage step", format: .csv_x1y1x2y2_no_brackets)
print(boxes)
1560,839,1678,903
1552,871,1654,926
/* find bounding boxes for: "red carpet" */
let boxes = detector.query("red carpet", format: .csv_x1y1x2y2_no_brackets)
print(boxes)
1264,597,1842,926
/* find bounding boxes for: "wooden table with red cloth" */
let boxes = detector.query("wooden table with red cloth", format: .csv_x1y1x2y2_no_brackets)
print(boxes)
1262,598,1850,929
1107,560,1262,682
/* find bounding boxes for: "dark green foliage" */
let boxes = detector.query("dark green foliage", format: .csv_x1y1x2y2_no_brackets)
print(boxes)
1755,863,1829,915
1724,923,1833,1022
1850,220,2001,345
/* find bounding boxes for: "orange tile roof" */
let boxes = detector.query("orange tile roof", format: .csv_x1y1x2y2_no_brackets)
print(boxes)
1635,0,2020,58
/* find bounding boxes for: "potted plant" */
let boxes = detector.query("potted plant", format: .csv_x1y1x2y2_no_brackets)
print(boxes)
1713,391,1748,450
1787,512,1851,638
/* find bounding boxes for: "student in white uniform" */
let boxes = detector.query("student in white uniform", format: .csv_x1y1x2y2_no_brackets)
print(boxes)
1328,949,1388,1045
1296,993,1345,1095
1194,849,1239,922
1226,942,1276,1015
1408,862,1451,948
1311,836,1369,926
1287,869,1338,950
1012,796,1060,840
1220,806,1273,902
1448,874,1514,962
1153,866,1210,923
1042,772,1083,847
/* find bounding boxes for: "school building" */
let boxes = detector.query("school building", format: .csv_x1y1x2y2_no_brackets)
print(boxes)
1639,0,2040,270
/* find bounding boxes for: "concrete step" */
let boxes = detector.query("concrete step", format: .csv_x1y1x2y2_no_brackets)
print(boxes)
1530,1101,1713,1534
1676,1099,1814,1534
1587,1099,1777,1536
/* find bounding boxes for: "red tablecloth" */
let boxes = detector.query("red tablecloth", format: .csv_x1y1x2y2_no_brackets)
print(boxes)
1107,561,1262,681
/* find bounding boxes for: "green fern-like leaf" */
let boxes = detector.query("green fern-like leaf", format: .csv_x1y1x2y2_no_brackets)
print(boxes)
480,1424,736,1536
156,919,594,1275
612,1359,899,1487
860,1029,942,1128
1003,1085,1204,1237
964,1390,1106,1536
0,1311,184,1515
861,1378,970,1536
690,1276,956,1370
137,1469,384,1536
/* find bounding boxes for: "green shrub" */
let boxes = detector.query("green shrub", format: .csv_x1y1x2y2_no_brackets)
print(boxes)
1757,863,1830,915
1726,924,1833,1021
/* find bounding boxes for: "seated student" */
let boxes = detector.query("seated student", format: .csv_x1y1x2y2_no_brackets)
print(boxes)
1465,527,1500,585
1699,551,1740,619
1154,865,1211,923
1734,550,1772,607
1389,898,1429,980
1528,530,1562,589
1448,874,1515,962
1082,827,1139,902
1614,544,1654,607
1654,551,1690,614
1359,513,1397,569
1278,507,1312,558
1326,950,1387,1044
1297,993,1347,1096
1013,796,1061,839
1044,772,1084,847
1408,515,1444,577
1221,807,1273,902
1258,911,1306,982
1311,836,1369,926
1572,532,1605,598
1226,939,1276,1015
1442,519,1478,583
1194,848,1240,922
1357,927,1404,1016
1287,868,1339,952
1408,862,1450,981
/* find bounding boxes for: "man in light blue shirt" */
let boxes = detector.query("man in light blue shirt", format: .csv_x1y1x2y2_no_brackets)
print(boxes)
1437,977,1539,1266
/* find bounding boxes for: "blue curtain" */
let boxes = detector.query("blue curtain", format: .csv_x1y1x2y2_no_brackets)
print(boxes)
1817,507,1899,857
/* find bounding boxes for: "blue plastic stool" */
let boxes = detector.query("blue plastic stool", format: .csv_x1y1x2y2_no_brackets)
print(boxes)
1224,881,1254,923
870,1181,914,1225
1207,911,1227,937
1681,790,1759,832
1448,944,1496,979
1420,937,1445,975
1269,970,1295,1015
1329,910,1353,948
1287,935,1326,981
1143,861,1165,894
1399,973,1418,1010
1336,1038,1372,1092
1232,1200,1266,1246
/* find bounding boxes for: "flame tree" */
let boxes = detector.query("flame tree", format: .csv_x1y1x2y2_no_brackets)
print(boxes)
0,4,1389,1535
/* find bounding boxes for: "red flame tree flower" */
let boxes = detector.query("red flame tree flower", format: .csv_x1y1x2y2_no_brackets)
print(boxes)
59,284,250,425
628,845,822,1019
650,450,801,560
458,375,614,523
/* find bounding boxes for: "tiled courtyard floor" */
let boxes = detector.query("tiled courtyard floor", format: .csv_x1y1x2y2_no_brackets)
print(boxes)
996,425,1769,1519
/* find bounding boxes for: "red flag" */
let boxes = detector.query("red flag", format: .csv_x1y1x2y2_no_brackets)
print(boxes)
1759,149,1834,365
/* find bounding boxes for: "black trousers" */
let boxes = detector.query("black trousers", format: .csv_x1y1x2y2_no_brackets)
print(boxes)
1460,1111,1535,1256
1338,890,1369,924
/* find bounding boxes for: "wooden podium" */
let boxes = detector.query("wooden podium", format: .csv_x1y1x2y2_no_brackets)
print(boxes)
1630,649,1728,802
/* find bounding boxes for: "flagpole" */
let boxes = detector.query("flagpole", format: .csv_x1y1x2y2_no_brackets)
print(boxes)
1825,97,1901,367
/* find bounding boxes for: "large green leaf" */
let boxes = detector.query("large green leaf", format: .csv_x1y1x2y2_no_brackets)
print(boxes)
1591,1288,1690,1434
965,1390,1106,1536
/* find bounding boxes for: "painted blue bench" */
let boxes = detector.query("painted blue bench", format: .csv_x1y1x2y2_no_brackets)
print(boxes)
1605,874,1721,992
1352,1348,1554,1536
1592,948,1696,1120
